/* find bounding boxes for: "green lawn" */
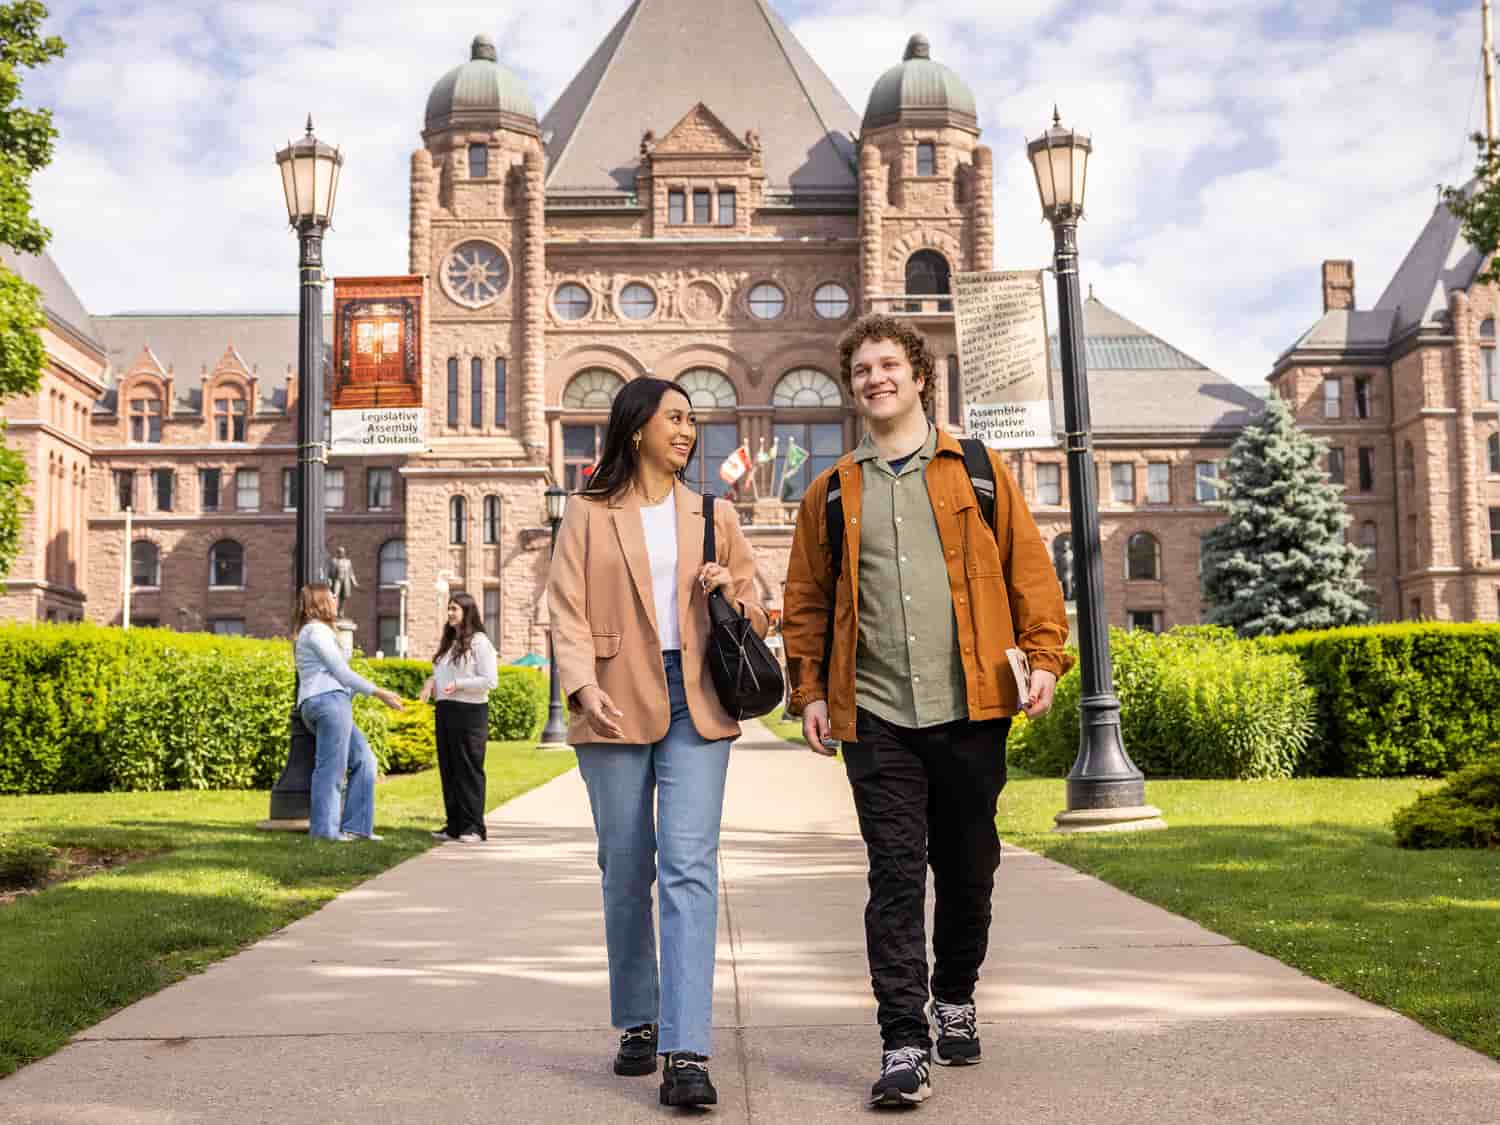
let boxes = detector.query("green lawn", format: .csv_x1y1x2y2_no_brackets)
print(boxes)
998,776,1500,1061
763,705,806,745
0,743,575,1077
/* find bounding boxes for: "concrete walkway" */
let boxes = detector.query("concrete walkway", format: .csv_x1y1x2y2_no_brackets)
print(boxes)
3,719,1497,1123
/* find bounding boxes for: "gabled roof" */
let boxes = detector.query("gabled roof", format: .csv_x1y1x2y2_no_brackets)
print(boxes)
1372,184,1485,339
1284,309,1397,355
0,247,103,353
1046,296,1264,436
93,312,332,415
540,0,861,193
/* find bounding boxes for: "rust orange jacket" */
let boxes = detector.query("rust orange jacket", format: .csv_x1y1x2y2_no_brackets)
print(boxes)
782,427,1074,742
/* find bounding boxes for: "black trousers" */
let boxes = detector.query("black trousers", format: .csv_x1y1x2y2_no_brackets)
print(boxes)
843,708,1011,1050
435,700,488,838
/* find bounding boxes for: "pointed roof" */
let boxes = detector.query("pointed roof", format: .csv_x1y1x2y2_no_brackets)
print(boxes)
0,247,102,353
1372,185,1485,339
1046,296,1264,435
541,0,861,192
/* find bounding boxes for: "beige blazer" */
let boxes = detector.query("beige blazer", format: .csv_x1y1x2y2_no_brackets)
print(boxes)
547,481,769,747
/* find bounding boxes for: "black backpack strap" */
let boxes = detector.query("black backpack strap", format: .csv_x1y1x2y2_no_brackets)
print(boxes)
959,437,996,533
825,473,844,588
702,493,716,564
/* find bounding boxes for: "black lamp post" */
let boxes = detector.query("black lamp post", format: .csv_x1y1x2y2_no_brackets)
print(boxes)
1027,110,1163,834
538,485,570,748
265,116,344,826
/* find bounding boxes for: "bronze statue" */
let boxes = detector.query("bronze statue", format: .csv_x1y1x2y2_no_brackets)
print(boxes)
327,546,359,618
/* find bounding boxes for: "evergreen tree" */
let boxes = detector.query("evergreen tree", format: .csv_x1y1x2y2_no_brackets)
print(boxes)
1201,393,1372,637
0,2,64,584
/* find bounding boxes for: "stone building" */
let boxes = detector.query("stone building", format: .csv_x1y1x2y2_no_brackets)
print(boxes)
4,0,1280,651
1272,197,1500,623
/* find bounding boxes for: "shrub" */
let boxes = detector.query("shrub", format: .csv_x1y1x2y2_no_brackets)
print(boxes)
489,666,548,741
384,700,437,773
362,658,431,699
1008,625,1317,779
1392,757,1500,849
0,836,56,888
0,623,387,793
1263,623,1500,776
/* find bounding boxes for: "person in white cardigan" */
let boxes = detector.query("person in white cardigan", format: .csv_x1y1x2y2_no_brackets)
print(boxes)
419,592,499,842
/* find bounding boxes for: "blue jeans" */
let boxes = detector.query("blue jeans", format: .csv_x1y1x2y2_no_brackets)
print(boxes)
299,690,378,840
575,651,731,1057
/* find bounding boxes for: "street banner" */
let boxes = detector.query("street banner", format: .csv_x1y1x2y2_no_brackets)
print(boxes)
330,275,427,454
953,269,1057,449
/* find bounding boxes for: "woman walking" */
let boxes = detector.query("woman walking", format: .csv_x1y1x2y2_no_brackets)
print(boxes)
293,583,404,841
547,377,767,1108
419,592,499,842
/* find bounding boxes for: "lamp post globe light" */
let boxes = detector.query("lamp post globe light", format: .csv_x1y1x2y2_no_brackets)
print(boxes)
264,116,344,828
538,485,570,748
1026,110,1164,835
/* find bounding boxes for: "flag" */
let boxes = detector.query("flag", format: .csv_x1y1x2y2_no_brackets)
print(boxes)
778,437,809,496
719,443,752,484
757,436,778,463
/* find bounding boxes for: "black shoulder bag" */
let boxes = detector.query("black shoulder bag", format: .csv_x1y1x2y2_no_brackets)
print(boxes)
701,494,785,719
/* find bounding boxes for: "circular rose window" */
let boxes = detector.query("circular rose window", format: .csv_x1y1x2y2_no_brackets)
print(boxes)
442,241,510,308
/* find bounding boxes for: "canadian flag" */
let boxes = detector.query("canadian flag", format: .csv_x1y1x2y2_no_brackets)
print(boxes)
718,443,753,485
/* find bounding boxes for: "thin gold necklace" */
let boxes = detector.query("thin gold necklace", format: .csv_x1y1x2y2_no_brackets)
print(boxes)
638,478,674,505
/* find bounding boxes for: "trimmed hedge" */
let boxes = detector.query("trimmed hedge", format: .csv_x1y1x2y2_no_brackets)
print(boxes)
1262,623,1500,777
1392,757,1500,849
1009,625,1317,779
361,658,431,700
384,700,437,773
491,666,548,741
0,623,388,794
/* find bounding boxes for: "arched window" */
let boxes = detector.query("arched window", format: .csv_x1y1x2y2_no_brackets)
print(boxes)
1126,532,1161,581
677,369,740,496
449,495,467,545
1360,521,1378,570
483,495,501,544
1481,318,1495,339
214,390,247,442
209,540,244,588
1051,534,1074,600
1489,432,1500,475
377,539,406,586
563,368,625,409
676,368,737,409
905,249,952,312
131,540,160,587
773,368,845,501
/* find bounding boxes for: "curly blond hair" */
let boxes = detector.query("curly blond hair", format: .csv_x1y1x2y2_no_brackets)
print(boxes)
836,314,937,414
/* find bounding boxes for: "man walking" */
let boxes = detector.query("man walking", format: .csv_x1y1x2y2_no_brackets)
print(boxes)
782,314,1072,1107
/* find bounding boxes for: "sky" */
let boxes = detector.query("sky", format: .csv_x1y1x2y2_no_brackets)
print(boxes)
22,0,1488,385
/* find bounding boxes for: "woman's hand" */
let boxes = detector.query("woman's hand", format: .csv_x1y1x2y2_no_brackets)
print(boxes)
698,562,733,597
375,688,404,711
574,684,624,739
441,683,458,697
417,678,433,704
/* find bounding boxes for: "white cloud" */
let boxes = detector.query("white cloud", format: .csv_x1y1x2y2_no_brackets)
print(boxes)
23,0,1490,387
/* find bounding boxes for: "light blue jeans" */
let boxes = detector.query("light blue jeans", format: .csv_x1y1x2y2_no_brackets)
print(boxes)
299,689,378,840
575,651,731,1058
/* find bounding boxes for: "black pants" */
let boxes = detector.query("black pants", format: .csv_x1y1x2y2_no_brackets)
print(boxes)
435,701,488,838
843,708,1011,1050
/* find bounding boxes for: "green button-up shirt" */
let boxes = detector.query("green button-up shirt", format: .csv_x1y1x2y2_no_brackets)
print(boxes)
852,426,968,729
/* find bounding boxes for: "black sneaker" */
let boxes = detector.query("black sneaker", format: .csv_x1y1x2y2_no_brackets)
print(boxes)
613,1023,658,1076
660,1052,717,1107
869,1046,932,1107
932,999,980,1066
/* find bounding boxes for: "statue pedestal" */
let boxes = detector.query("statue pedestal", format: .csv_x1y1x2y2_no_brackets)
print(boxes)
335,618,357,657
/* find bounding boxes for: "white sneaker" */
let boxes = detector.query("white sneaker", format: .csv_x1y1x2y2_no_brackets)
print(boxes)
431,829,458,841
457,832,484,843
339,832,384,842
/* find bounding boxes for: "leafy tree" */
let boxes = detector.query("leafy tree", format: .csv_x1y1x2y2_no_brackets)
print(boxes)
1201,393,1372,637
1442,135,1500,288
0,1,64,582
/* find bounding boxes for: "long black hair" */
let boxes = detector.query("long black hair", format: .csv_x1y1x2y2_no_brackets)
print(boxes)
434,591,485,664
579,377,695,501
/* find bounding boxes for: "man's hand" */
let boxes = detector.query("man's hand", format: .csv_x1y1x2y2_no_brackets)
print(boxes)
801,700,836,756
1023,669,1057,719
575,685,624,739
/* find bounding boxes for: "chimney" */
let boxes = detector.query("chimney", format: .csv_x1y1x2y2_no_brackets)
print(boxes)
1322,259,1355,312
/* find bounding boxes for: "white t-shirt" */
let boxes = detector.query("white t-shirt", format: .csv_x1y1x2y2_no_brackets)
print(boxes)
639,495,681,650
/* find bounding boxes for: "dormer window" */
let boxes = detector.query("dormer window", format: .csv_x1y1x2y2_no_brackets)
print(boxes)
214,394,247,441
717,189,736,226
669,189,686,224
916,142,936,176
468,143,488,179
693,189,711,224
130,396,162,443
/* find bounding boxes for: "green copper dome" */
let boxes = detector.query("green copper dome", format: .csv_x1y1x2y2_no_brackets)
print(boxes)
862,34,977,133
425,35,538,134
